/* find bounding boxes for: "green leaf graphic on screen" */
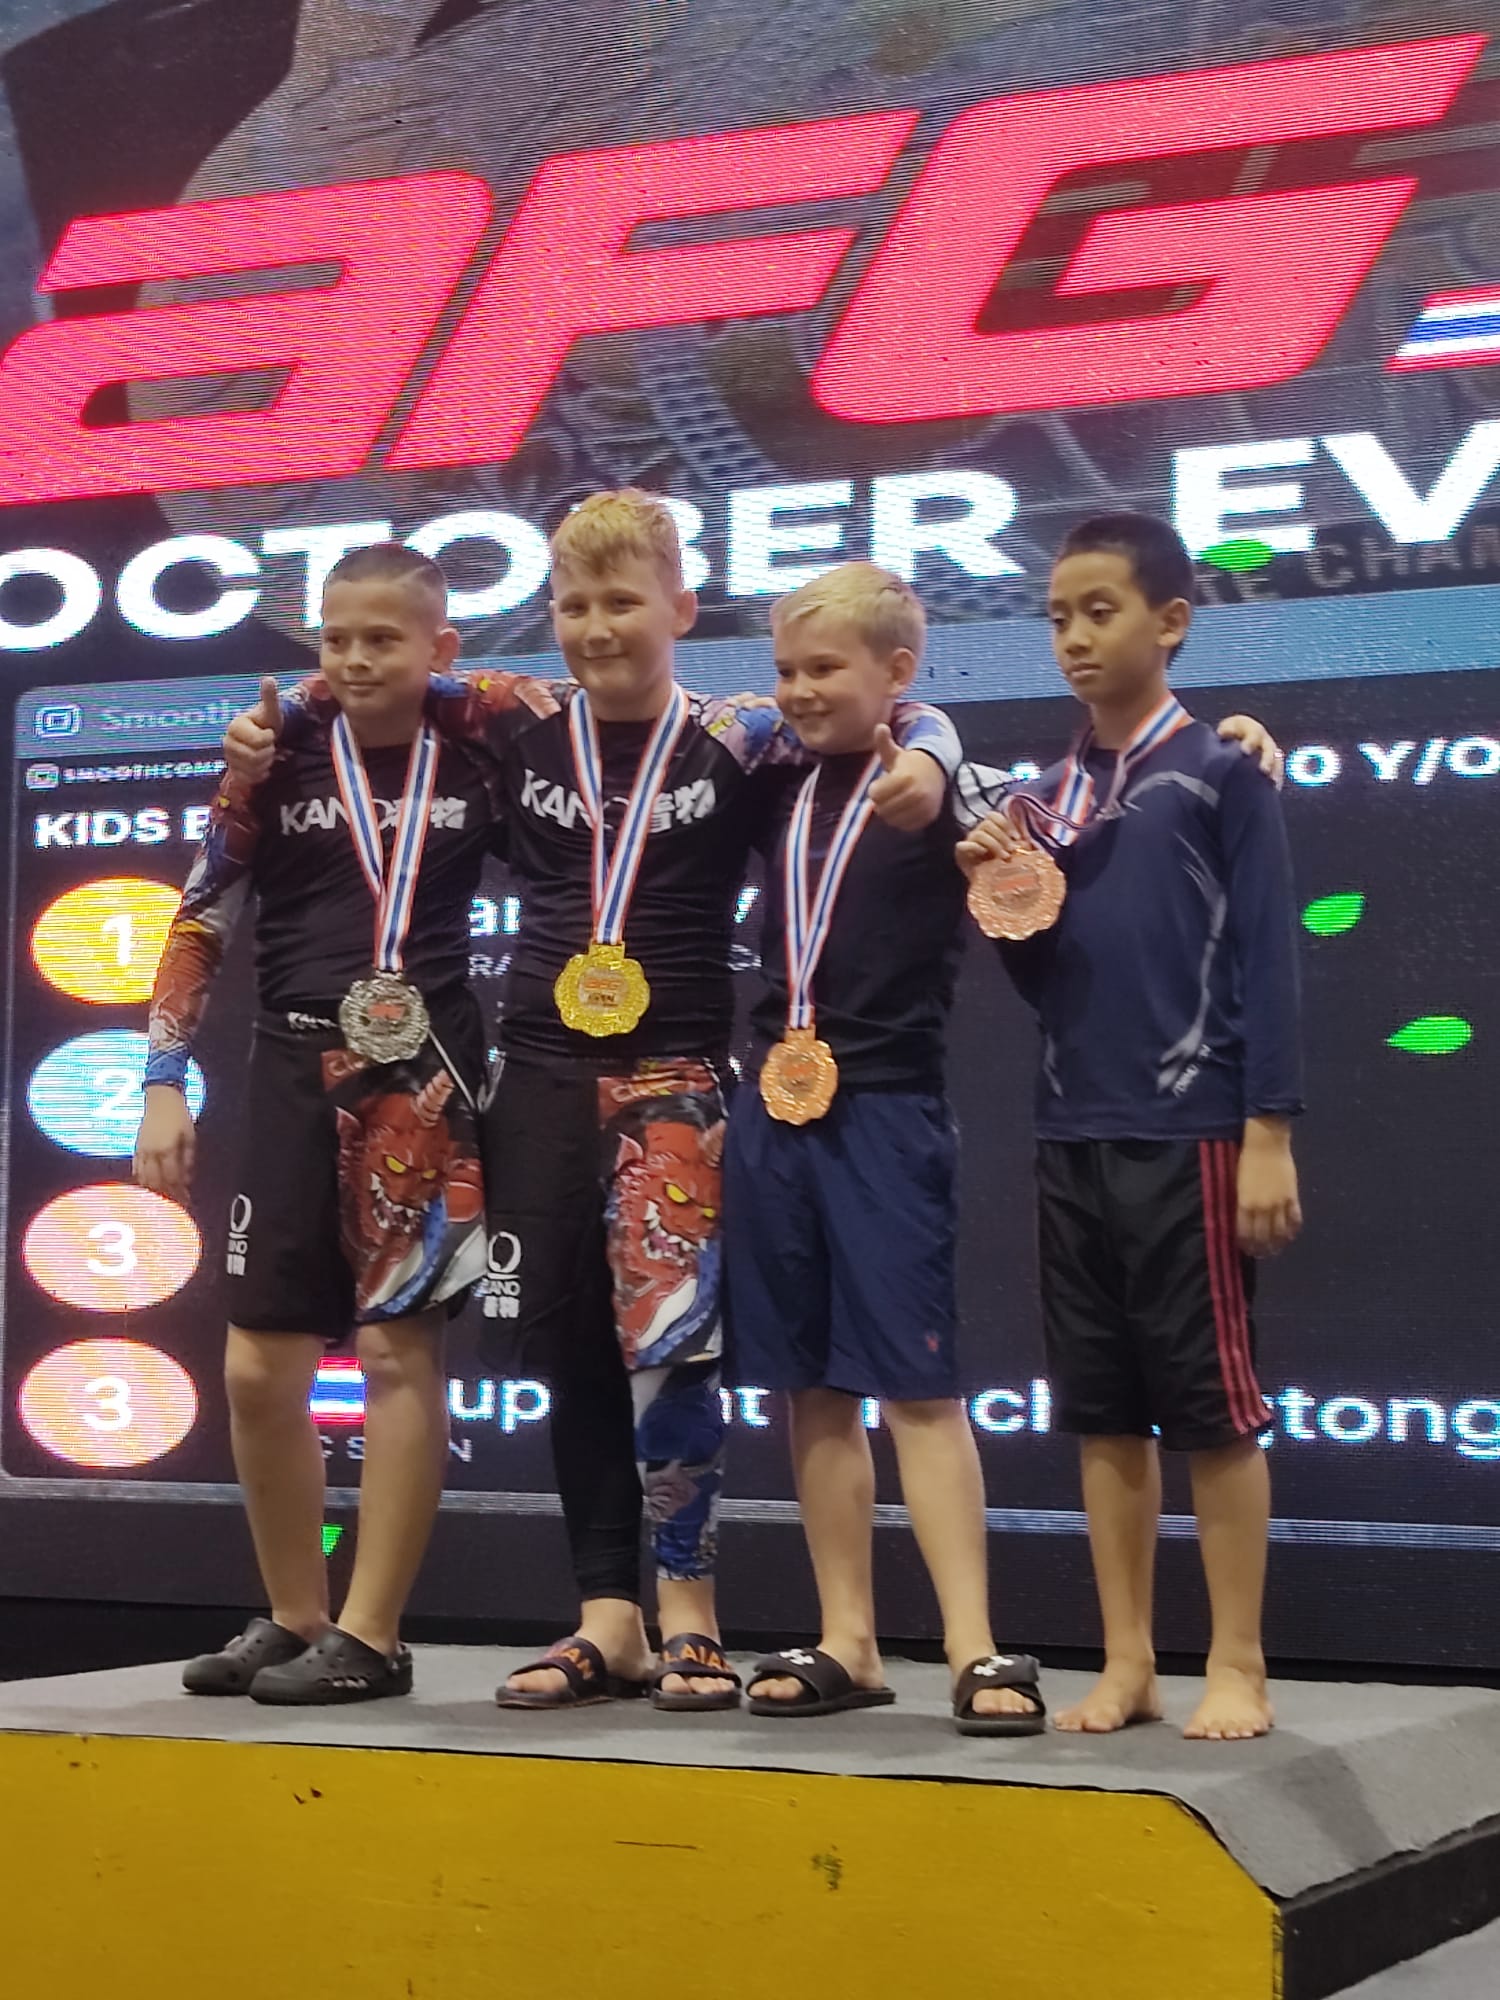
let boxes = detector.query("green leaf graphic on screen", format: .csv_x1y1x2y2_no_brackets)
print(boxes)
322,1525,344,1557
1387,1016,1473,1056
1201,538,1277,573
1303,892,1365,937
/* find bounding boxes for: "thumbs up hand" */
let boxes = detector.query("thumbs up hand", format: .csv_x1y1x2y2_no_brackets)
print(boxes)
222,675,284,786
868,724,946,831
254,675,283,736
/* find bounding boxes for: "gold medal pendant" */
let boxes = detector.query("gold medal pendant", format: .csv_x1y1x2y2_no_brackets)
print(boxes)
555,939,652,1038
760,1024,840,1125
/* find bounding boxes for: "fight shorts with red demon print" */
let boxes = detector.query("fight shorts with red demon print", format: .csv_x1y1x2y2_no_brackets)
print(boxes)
225,996,488,1340
476,1054,724,1374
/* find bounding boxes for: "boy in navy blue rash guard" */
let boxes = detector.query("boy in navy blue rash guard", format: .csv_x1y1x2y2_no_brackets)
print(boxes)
959,514,1302,1743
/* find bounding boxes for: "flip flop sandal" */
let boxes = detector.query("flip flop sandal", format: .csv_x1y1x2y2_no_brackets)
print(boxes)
746,1647,896,1719
495,1636,650,1711
650,1632,742,1713
952,1652,1047,1737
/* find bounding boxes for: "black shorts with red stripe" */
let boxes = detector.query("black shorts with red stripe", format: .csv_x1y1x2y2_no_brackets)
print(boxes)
1035,1137,1271,1453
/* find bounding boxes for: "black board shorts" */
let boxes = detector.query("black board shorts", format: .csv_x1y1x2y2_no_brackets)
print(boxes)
1036,1137,1271,1452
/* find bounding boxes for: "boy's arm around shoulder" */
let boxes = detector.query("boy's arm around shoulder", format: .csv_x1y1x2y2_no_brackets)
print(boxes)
1220,751,1304,1257
441,667,565,748
729,690,960,778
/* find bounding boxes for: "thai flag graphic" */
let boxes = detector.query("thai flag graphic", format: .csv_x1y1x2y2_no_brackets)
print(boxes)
1392,290,1500,370
310,1358,365,1425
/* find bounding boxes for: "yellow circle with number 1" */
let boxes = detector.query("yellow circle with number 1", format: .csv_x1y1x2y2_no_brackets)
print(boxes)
19,1338,198,1468
31,876,181,1005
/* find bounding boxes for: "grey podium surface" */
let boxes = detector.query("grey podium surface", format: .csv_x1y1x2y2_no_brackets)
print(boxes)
4,1648,1499,1903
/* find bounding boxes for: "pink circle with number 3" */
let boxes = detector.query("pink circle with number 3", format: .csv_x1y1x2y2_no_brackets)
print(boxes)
19,1339,198,1468
23,1183,200,1312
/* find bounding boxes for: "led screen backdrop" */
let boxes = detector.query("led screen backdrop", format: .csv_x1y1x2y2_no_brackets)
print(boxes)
0,0,1496,1667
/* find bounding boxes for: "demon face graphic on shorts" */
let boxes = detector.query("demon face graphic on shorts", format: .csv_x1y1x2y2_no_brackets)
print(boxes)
328,1061,485,1317
601,1082,724,1371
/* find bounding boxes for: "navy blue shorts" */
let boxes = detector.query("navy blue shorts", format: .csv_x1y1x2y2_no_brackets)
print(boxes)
724,1085,959,1403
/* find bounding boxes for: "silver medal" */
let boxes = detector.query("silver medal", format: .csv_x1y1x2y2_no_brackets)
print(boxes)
339,970,430,1063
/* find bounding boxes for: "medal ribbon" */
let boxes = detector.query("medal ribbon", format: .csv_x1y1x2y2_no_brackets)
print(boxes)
783,755,882,1031
330,713,440,974
568,684,691,945
1008,694,1194,850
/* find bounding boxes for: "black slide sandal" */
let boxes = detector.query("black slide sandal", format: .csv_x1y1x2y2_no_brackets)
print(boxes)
747,1648,896,1718
953,1652,1047,1737
651,1633,742,1712
496,1636,649,1710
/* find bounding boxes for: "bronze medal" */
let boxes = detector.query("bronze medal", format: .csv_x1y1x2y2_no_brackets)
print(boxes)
967,843,1067,941
760,1024,840,1125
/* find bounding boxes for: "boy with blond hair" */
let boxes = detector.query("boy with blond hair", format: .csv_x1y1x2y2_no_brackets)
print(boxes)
730,563,1044,1729
224,492,963,1710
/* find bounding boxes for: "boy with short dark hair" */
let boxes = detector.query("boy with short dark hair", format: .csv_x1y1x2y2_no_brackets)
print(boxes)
958,512,1302,1741
136,544,493,1704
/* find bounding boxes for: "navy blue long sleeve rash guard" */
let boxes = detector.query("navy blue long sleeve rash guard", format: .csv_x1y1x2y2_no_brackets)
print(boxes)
997,720,1303,1142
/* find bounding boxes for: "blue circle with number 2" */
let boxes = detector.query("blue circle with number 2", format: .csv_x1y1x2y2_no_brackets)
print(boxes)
29,1031,206,1158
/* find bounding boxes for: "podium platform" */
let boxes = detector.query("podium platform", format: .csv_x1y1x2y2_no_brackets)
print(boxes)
2,1650,1498,2000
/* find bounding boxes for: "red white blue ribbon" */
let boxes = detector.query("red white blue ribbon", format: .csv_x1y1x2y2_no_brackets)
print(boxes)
330,713,440,973
1011,693,1194,849
568,684,691,945
783,755,882,1031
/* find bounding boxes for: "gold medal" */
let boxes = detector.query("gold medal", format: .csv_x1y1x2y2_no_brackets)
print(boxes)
967,843,1067,941
760,1024,840,1125
554,939,651,1038
558,686,691,1040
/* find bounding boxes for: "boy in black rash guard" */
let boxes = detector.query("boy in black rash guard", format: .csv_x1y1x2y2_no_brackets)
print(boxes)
221,490,962,1712
730,564,1045,1733
135,545,493,1705
959,514,1302,1742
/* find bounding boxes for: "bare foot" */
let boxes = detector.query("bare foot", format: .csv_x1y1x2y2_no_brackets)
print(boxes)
1054,1660,1162,1733
748,1637,884,1705
1184,1664,1274,1741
